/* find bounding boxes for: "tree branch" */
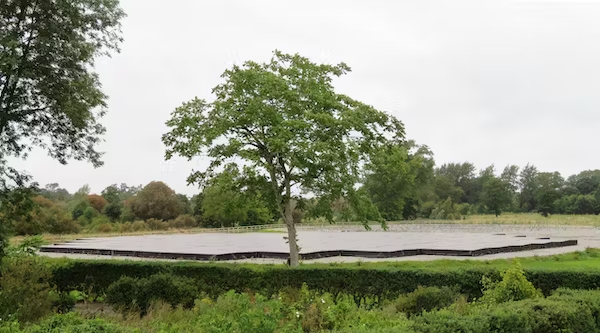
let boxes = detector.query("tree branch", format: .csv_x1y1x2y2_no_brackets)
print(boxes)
1,1,40,115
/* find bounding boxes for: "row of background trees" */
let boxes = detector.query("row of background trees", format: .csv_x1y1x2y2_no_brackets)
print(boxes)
13,154,600,236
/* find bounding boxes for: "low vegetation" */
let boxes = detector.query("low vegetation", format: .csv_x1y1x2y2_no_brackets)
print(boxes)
3,251,600,332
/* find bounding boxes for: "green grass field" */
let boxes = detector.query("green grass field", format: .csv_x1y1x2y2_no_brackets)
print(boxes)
416,213,600,226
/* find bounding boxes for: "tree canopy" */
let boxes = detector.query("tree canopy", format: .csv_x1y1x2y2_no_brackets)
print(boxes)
480,177,512,217
0,0,124,260
129,181,184,221
163,50,405,266
363,141,434,221
0,1,124,182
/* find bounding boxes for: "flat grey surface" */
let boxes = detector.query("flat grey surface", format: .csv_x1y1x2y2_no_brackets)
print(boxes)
43,231,569,255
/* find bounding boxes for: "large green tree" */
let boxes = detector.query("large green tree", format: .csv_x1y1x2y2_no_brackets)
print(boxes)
363,141,434,220
0,0,124,257
480,176,512,217
518,164,538,211
435,162,475,203
163,51,404,266
129,181,184,221
0,0,124,176
535,172,564,217
567,170,600,196
200,165,273,228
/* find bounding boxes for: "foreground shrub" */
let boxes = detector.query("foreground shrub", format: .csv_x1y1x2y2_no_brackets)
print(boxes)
106,274,198,315
50,260,500,303
192,291,298,333
412,294,599,333
7,287,600,333
392,286,460,317
26,312,129,333
50,258,600,307
0,257,56,323
480,265,542,304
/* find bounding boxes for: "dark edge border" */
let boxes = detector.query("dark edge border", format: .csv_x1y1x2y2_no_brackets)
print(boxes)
39,240,578,261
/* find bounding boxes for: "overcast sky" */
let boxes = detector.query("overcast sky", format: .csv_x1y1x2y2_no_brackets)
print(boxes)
13,0,600,195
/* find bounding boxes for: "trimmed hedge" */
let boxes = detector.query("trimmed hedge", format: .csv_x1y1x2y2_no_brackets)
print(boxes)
48,259,600,302
50,260,498,301
412,290,600,333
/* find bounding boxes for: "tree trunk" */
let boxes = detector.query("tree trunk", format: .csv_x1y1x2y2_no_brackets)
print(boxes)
284,199,299,267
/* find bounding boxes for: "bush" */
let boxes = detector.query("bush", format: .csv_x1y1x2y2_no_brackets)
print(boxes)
47,217,81,234
413,293,600,333
392,286,460,317
120,222,133,232
50,260,498,303
429,198,466,220
97,223,113,233
168,214,197,229
192,290,299,333
0,257,56,323
146,218,169,231
131,220,148,231
411,308,490,333
105,276,139,314
106,273,198,315
480,265,542,304
52,291,77,314
4,236,45,257
12,196,79,235
26,312,129,333
49,259,600,308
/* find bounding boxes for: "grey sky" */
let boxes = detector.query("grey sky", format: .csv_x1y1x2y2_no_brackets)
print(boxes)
14,0,600,195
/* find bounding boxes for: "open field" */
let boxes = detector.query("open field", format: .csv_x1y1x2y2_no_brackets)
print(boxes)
12,213,600,244
419,213,600,226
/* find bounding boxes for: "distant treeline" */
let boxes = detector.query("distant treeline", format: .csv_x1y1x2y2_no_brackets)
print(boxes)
13,147,599,236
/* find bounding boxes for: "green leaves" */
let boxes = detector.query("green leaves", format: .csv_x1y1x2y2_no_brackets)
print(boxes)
163,50,405,265
163,50,405,223
0,0,125,188
363,142,434,221
480,177,512,217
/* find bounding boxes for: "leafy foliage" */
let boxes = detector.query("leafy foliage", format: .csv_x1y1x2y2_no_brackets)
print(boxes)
129,182,184,221
163,50,404,265
480,177,512,217
428,198,468,220
87,195,108,213
0,0,125,194
106,274,198,315
0,185,37,261
363,142,434,221
200,165,273,227
480,265,542,304
392,286,460,317
0,257,56,323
